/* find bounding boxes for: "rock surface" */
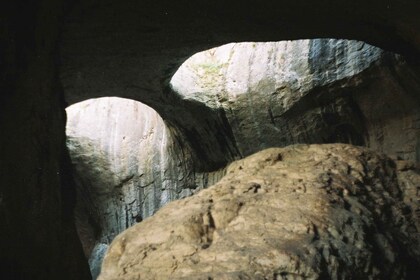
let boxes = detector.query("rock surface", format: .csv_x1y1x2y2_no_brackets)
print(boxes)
61,0,420,107
171,39,379,157
171,40,420,162
171,40,382,109
99,144,420,280
66,97,225,274
61,0,420,169
67,40,420,277
3,0,420,279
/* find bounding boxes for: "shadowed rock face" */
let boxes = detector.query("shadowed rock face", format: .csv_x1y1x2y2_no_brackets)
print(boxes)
59,6,420,280
66,98,226,229
98,144,420,280
0,1,91,279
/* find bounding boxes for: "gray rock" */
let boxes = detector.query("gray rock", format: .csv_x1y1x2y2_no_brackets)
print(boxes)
66,97,226,275
171,40,420,162
67,39,419,276
171,39,381,156
171,40,382,110
89,243,109,280
67,40,420,276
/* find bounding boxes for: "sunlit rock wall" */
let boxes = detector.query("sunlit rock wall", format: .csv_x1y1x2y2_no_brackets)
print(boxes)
66,97,225,277
171,39,420,162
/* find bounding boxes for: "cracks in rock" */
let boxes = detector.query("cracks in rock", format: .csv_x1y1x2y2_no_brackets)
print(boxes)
267,106,277,126
114,174,135,189
201,205,216,250
308,222,320,242
245,182,262,194
140,180,155,188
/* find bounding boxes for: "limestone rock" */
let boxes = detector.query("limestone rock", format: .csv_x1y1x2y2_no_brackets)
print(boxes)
67,40,420,278
89,243,109,279
66,97,180,228
99,144,420,280
171,40,420,163
171,40,382,110
170,40,383,158
66,97,226,271
61,0,420,108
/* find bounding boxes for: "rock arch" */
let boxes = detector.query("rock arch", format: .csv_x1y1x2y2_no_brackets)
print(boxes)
65,40,420,277
2,0,420,278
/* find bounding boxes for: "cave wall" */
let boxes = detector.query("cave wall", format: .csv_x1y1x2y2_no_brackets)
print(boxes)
66,98,225,240
0,0,91,279
65,39,420,278
60,0,420,171
61,0,420,111
171,39,420,162
2,0,420,279
171,39,381,156
66,98,225,277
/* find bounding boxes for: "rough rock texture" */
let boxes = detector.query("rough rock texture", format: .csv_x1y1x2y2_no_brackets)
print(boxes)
99,144,420,280
66,40,384,275
0,1,91,279
66,97,225,276
89,243,109,280
397,161,420,236
63,38,420,179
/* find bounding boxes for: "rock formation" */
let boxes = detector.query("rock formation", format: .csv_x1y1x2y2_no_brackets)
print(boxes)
99,144,420,279
172,40,368,154
2,0,420,279
61,0,420,111
61,1,420,170
66,97,225,277
171,39,420,162
66,39,420,277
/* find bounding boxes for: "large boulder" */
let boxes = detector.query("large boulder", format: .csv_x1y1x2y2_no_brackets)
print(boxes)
99,144,420,279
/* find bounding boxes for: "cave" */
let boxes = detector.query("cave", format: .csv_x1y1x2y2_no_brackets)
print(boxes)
1,0,420,279
67,40,420,278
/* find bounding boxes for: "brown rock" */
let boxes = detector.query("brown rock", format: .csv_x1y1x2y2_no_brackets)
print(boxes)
99,144,420,280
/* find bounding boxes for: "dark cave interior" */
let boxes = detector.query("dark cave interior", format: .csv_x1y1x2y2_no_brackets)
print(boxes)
1,0,420,279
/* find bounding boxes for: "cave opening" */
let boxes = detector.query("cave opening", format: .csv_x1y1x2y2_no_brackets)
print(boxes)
65,97,178,278
3,0,420,279
64,39,420,279
65,96,227,278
